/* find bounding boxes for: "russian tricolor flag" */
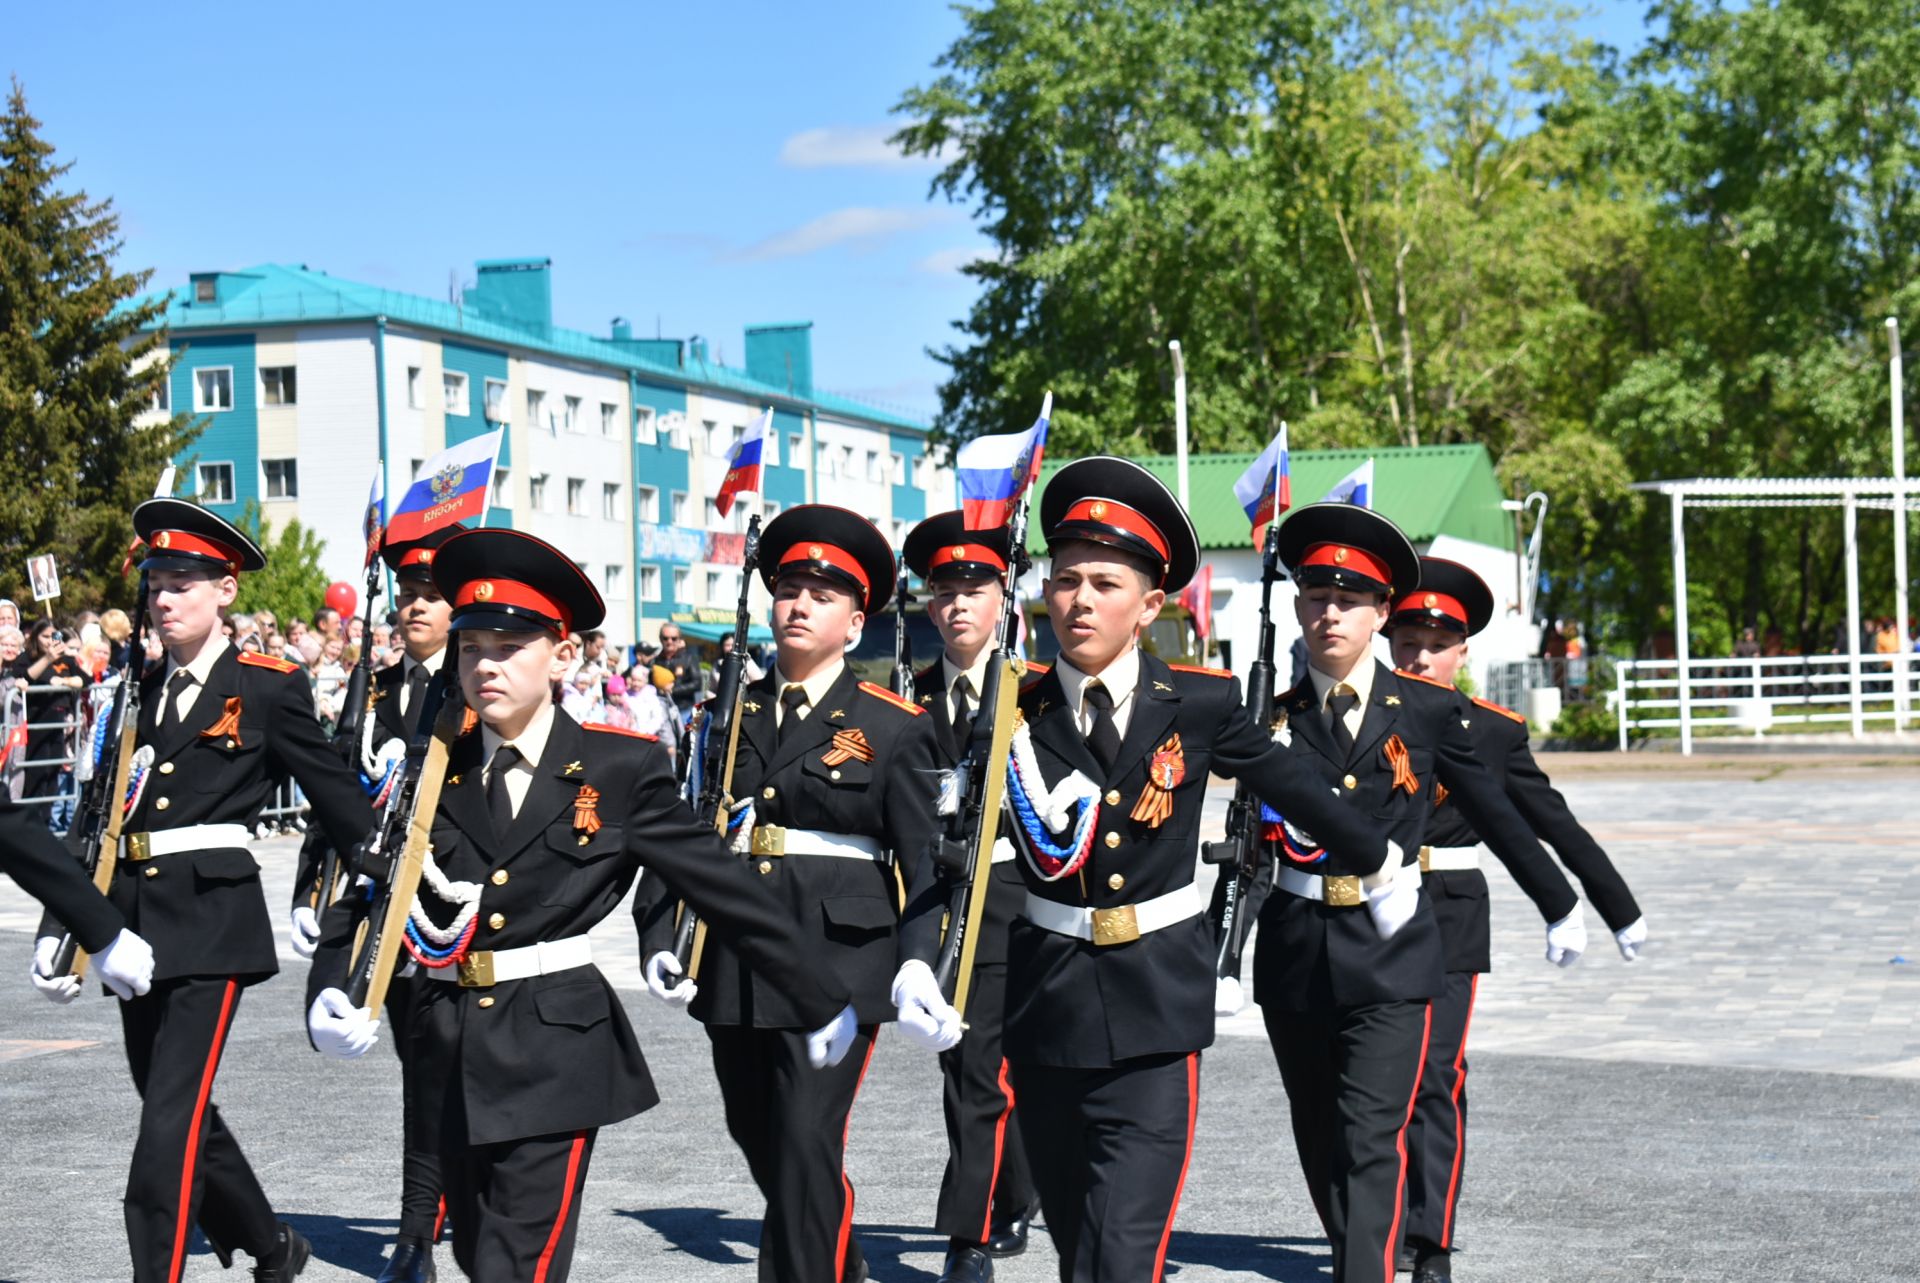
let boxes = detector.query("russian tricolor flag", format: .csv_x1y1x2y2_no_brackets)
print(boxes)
1321,458,1374,508
1232,423,1291,545
386,430,503,544
360,466,385,569
956,392,1051,531
715,407,773,517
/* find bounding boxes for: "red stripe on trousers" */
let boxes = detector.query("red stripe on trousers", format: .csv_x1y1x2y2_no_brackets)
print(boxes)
531,1131,589,1283
1439,975,1479,1247
167,978,239,1283
834,1036,879,1282
978,1058,1018,1243
1382,1004,1434,1283
1150,1053,1201,1283
432,1193,446,1244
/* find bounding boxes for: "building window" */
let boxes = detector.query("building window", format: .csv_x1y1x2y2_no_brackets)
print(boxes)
817,443,834,478
670,491,690,526
763,500,781,519
789,434,804,468
409,457,425,479
672,568,690,601
262,458,298,499
890,452,906,484
193,367,233,412
197,462,235,504
604,564,624,597
912,456,930,488
840,446,855,479
635,406,657,444
666,413,688,450
602,482,620,521
567,477,587,516
637,485,659,523
640,564,661,602
484,378,507,422
891,519,907,545
529,473,549,511
527,389,547,432
491,467,511,508
150,378,170,415
706,570,723,600
704,419,725,457
600,401,618,438
443,371,469,416
564,395,582,433
260,366,297,406
763,431,779,467
406,366,422,409
866,450,883,483
194,278,216,303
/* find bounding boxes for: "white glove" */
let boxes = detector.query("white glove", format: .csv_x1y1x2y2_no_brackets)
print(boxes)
308,988,379,1059
1366,874,1419,941
29,936,81,1004
891,960,963,1053
807,1002,859,1069
1614,916,1648,962
643,950,697,1008
1214,975,1245,1017
1546,902,1587,968
93,929,155,1000
289,906,321,960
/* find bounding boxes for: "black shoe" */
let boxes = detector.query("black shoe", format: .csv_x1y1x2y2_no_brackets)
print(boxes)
1396,1244,1416,1273
1411,1268,1452,1283
376,1236,436,1283
939,1244,995,1283
841,1238,869,1283
252,1223,310,1282
983,1199,1037,1258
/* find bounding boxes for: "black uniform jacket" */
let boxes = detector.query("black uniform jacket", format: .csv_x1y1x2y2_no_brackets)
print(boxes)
1424,697,1642,972
931,650,1383,1070
1253,663,1576,1012
636,665,941,1027
291,659,413,909
90,647,373,984
7,798,122,951
310,712,850,1148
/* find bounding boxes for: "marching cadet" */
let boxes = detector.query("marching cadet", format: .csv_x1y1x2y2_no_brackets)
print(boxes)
28,498,378,1283
306,527,857,1283
14,796,156,1000
899,511,1038,1283
899,459,1385,1283
289,524,464,1283
636,505,942,1283
1253,504,1584,1283
1385,557,1647,1282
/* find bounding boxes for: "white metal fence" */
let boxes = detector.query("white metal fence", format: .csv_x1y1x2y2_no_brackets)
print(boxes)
1610,653,1918,753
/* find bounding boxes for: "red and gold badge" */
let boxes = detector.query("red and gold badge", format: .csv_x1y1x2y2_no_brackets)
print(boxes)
1129,733,1186,829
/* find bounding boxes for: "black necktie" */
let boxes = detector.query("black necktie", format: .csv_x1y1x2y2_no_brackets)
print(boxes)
405,664,429,718
950,676,975,758
160,669,195,736
778,685,810,746
1083,680,1121,774
486,744,520,842
1328,685,1359,760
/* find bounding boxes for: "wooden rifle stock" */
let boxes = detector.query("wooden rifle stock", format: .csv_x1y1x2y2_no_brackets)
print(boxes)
931,648,1022,1019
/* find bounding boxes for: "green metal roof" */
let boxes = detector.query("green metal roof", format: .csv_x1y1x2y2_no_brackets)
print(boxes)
133,263,928,433
1028,444,1514,552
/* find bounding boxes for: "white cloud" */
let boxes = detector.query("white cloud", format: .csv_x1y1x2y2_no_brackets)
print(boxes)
916,246,1000,276
733,206,955,263
778,124,952,169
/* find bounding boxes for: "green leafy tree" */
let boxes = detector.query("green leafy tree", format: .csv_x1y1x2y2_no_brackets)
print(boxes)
230,500,330,629
0,80,196,614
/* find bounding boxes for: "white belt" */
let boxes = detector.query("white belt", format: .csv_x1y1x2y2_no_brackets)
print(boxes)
1023,883,1202,947
122,824,252,860
1276,855,1422,908
1421,845,1482,872
749,826,884,861
426,935,593,987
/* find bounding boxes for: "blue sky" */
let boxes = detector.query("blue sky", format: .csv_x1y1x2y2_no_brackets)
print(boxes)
9,2,1652,424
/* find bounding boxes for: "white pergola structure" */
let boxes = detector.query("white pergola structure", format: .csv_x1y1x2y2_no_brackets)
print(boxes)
1630,475,1918,752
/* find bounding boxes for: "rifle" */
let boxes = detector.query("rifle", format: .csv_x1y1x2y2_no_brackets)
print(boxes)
929,499,1031,1019
1201,519,1282,979
48,571,151,981
891,553,915,698
313,558,383,912
671,514,762,979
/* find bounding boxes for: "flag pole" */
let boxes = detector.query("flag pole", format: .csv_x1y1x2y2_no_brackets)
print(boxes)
1170,340,1190,509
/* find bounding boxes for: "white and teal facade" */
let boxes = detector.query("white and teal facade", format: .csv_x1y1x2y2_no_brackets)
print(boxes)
134,259,952,646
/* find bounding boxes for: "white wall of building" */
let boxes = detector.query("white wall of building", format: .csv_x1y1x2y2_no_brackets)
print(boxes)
293,324,381,590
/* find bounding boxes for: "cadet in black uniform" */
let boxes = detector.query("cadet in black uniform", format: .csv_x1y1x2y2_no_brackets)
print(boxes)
15,797,156,999
1385,558,1645,1282
290,525,464,1283
26,499,378,1283
307,527,857,1283
899,459,1384,1283
899,511,1037,1283
636,505,941,1283
1252,504,1582,1283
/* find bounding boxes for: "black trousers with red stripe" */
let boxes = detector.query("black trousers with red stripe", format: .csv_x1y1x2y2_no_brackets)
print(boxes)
387,970,447,1243
442,1127,596,1283
935,963,1034,1244
118,974,280,1283
1010,1051,1200,1283
707,1023,879,1283
1264,1000,1431,1283
1403,971,1478,1250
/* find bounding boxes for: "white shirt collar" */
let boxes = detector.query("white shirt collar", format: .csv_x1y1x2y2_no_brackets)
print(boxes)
1308,653,1377,708
404,646,446,678
774,657,846,715
941,649,991,698
166,635,230,686
480,699,558,771
1054,645,1141,720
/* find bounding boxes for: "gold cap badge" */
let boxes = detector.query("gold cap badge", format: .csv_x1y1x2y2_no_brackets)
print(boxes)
1333,547,1349,564
1425,593,1438,608
1089,501,1108,520
155,532,172,548
474,581,495,601
808,544,825,560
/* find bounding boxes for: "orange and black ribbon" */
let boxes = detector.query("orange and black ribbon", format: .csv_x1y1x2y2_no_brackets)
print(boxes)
1130,733,1186,830
822,728,875,766
1383,733,1418,795
1432,781,1450,808
198,696,244,746
573,784,603,836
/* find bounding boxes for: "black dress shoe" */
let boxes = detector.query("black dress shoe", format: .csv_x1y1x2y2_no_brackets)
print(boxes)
376,1237,437,1283
939,1244,995,1283
252,1223,310,1282
1396,1243,1416,1273
983,1200,1037,1258
1411,1260,1452,1283
842,1238,869,1283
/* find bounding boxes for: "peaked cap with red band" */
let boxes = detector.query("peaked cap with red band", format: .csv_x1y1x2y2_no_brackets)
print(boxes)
1040,456,1199,592
903,510,1010,585
1275,502,1420,597
1389,556,1494,637
134,498,267,575
382,522,468,583
431,528,604,636
758,505,896,615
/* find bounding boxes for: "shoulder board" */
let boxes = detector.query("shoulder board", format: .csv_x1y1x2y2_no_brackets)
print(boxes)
237,651,299,674
1018,661,1051,691
1472,697,1526,724
586,723,657,740
857,680,926,715
1167,663,1232,679
1394,668,1456,692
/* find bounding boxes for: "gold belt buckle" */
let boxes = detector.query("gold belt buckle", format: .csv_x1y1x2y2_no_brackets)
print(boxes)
1090,904,1141,946
125,832,153,862
1418,846,1432,874
1323,876,1364,908
750,826,787,857
458,951,495,988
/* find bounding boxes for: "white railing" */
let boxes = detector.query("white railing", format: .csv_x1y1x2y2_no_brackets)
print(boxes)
1610,653,1918,753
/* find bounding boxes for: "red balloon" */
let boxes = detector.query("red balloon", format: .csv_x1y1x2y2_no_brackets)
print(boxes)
325,581,357,616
